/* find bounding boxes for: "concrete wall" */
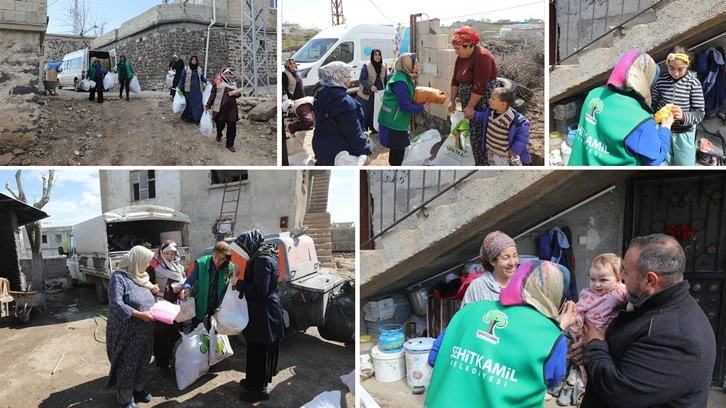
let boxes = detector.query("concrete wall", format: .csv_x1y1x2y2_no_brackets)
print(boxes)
0,213,23,290
0,0,47,153
43,34,94,63
19,256,67,282
101,170,308,260
331,222,355,252
90,2,277,91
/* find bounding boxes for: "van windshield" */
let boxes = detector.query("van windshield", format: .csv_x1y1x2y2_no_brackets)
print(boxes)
294,38,338,63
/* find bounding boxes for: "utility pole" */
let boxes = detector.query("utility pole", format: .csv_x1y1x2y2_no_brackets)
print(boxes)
331,0,343,26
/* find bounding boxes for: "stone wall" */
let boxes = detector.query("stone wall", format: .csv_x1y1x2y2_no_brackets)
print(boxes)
43,34,95,62
0,213,23,290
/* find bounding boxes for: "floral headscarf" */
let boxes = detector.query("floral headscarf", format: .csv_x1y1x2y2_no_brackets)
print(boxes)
499,260,571,320
607,50,660,106
150,241,185,282
395,53,418,79
451,26,480,46
318,61,352,88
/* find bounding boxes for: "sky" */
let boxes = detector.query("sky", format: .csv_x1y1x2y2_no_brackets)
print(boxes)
328,170,357,223
47,0,159,35
0,169,102,227
283,0,545,29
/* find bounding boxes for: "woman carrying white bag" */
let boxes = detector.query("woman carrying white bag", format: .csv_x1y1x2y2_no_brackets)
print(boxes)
227,230,285,403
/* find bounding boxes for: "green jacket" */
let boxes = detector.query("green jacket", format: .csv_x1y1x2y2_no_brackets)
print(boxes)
568,87,651,166
116,60,133,81
425,300,563,408
377,70,416,131
192,255,234,320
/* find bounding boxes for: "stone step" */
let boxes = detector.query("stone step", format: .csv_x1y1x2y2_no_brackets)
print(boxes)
304,212,331,219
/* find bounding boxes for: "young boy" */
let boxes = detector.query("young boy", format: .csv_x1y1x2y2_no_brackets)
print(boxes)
473,87,532,166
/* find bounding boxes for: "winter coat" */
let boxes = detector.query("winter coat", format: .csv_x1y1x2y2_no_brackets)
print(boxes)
312,85,371,165
474,106,532,164
206,82,240,122
238,255,284,344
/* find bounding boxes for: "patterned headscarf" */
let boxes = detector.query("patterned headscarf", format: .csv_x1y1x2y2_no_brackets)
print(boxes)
318,61,353,88
117,245,155,289
499,260,571,320
395,53,418,79
607,50,660,106
151,241,185,282
479,231,516,270
451,26,480,46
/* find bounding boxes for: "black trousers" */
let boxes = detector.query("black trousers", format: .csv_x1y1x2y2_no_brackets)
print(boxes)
89,86,103,103
215,119,237,148
153,329,181,369
246,340,280,392
389,148,405,166
119,78,131,99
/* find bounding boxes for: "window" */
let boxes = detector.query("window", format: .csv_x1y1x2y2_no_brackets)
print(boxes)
269,0,277,10
55,234,62,243
42,235,47,244
131,170,156,201
211,170,248,185
325,41,354,65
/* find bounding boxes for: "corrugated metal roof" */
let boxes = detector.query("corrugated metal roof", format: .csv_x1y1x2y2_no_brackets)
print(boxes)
0,192,49,226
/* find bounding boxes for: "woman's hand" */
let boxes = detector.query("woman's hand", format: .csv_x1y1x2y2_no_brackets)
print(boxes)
448,100,456,114
204,106,209,112
231,274,239,287
135,310,155,322
179,287,190,300
661,112,675,129
464,106,475,120
670,105,684,121
371,86,378,93
150,285,160,295
423,102,430,110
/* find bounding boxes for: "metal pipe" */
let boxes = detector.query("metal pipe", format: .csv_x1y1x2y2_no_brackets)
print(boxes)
204,0,217,79
404,184,617,291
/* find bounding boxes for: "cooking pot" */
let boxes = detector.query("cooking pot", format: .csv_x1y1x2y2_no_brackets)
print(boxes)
407,287,431,317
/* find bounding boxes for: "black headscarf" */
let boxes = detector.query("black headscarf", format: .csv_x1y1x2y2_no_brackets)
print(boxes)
234,229,279,261
370,49,383,76
189,56,199,72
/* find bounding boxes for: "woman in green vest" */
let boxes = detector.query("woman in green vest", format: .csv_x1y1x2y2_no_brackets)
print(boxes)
377,53,428,166
179,241,235,329
116,55,135,101
425,260,577,408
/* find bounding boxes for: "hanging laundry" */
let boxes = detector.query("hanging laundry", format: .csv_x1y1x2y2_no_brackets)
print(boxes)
696,47,726,117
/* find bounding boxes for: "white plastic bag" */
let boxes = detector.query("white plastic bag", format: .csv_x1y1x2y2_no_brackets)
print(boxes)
373,92,382,131
286,132,306,156
172,89,186,113
301,391,342,408
334,151,367,166
200,111,214,137
402,129,441,166
214,283,249,335
166,70,175,89
209,316,234,366
103,73,116,90
431,112,475,166
79,79,91,91
174,298,196,322
175,323,210,391
202,82,213,106
289,152,314,166
129,76,141,94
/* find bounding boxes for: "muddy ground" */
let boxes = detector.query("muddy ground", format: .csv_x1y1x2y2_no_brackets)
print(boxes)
2,90,277,166
289,88,545,167
0,256,355,408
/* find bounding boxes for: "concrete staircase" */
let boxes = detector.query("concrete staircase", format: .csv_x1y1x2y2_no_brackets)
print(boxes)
304,171,332,266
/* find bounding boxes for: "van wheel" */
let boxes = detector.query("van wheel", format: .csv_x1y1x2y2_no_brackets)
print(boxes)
66,269,78,288
95,278,108,304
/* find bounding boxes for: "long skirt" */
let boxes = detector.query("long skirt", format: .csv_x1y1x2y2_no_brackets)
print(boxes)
246,340,281,392
458,80,499,166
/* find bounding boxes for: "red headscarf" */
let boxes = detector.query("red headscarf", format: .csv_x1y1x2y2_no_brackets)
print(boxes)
451,26,480,46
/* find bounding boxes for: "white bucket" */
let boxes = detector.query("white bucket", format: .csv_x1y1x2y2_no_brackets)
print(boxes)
371,344,405,383
560,140,572,165
403,337,435,391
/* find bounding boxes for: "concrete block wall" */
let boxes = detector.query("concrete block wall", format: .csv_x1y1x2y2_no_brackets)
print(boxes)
331,222,355,252
19,256,67,282
0,0,47,29
415,19,454,121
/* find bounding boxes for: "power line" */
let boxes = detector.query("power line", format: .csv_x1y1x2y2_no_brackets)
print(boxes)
367,0,396,25
438,1,544,22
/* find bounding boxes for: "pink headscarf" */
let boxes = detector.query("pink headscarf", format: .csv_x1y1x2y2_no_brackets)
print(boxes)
607,50,660,106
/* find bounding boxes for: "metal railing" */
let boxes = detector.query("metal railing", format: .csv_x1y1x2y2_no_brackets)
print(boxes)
556,0,664,64
362,170,477,249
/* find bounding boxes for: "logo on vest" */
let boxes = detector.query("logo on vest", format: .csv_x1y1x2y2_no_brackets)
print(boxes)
477,310,508,345
585,98,604,125
449,346,518,387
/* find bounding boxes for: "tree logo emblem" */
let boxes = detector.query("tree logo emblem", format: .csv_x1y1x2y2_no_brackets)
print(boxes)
476,310,509,345
585,98,604,125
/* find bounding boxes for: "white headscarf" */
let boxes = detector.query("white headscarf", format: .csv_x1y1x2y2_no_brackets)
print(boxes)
117,246,155,289
318,61,352,88
153,242,185,282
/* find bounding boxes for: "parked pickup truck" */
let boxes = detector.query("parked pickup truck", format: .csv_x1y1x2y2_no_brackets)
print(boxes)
60,205,191,304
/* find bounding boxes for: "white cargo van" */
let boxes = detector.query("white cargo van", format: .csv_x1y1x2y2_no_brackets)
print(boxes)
292,24,410,96
60,205,191,304
58,48,116,91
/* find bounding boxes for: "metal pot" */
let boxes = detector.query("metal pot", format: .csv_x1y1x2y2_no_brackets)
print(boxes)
407,287,431,317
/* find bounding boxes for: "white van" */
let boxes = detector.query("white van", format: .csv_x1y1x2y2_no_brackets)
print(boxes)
58,48,116,91
292,24,410,96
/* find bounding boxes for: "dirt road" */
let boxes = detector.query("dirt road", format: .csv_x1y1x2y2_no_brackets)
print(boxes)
4,90,277,166
0,277,354,408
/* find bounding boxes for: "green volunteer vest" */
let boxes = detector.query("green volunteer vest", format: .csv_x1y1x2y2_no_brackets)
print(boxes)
424,301,563,408
192,255,234,320
377,71,416,131
116,61,133,79
567,87,651,166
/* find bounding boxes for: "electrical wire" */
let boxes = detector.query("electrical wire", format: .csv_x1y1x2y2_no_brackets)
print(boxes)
367,0,396,25
438,1,544,22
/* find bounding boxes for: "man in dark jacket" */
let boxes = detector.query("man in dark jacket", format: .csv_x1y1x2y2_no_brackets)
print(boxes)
574,233,716,408
169,54,185,99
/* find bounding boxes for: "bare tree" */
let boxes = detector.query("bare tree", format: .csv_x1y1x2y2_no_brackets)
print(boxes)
5,170,58,292
60,0,110,37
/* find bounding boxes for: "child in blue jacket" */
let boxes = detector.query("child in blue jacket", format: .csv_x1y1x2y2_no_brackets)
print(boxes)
473,87,531,166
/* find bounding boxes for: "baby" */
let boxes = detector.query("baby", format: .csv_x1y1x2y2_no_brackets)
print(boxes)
571,253,629,386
